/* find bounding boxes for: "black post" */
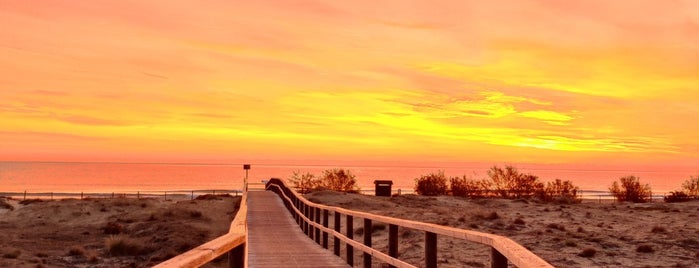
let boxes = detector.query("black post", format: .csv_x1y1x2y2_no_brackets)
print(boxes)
425,232,437,268
334,212,341,256
315,207,321,244
228,244,245,268
347,215,354,266
388,224,398,268
363,218,372,268
322,209,329,249
491,247,507,268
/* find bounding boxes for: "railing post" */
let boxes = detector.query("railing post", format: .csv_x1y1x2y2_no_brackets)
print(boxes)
309,206,315,240
303,203,309,235
346,215,354,266
322,209,329,249
363,218,372,268
425,231,437,268
491,247,508,268
228,244,245,268
334,212,341,256
315,207,321,244
388,224,398,268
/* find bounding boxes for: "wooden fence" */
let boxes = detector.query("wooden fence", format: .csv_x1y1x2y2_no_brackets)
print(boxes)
265,178,553,268
153,188,248,268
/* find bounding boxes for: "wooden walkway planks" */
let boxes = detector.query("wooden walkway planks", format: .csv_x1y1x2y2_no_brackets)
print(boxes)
246,191,349,268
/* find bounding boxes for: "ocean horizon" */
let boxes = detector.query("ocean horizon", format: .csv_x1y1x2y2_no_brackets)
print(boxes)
1,161,695,198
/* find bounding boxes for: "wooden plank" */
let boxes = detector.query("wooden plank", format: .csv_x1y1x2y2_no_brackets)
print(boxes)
246,191,348,268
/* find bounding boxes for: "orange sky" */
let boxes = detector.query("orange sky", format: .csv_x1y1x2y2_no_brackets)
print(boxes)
2,1,699,167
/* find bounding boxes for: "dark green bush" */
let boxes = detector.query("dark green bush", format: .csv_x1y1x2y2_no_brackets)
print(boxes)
414,171,448,196
664,191,690,203
317,169,359,193
289,170,318,194
450,176,490,198
609,176,652,203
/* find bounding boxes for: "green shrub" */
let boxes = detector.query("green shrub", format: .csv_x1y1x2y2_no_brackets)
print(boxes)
289,170,318,194
682,175,699,197
450,176,490,198
415,171,448,196
609,176,652,203
66,246,86,256
664,191,690,203
487,165,543,198
316,169,359,193
539,179,580,203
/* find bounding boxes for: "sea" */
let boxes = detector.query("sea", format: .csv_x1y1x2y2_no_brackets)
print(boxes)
0,161,696,199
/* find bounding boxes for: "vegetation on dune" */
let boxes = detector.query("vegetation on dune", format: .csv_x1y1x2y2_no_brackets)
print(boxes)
288,168,359,193
609,175,652,203
414,171,449,196
415,165,580,203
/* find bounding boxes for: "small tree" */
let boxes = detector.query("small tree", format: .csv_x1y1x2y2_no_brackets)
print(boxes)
288,170,317,194
540,179,580,203
609,175,652,203
487,165,520,198
415,171,448,196
317,168,359,193
682,175,699,198
450,176,489,198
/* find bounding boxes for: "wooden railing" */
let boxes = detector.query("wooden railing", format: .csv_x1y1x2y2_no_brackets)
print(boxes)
265,178,553,268
154,186,249,268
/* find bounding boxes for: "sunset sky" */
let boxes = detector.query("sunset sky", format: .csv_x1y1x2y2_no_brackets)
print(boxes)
2,1,699,168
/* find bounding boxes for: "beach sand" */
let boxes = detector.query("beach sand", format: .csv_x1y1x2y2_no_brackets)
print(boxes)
306,191,699,268
0,195,240,268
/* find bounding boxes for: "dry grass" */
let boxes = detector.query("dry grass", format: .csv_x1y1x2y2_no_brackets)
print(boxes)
66,246,86,256
578,248,597,257
105,235,150,256
2,249,21,259
0,198,14,210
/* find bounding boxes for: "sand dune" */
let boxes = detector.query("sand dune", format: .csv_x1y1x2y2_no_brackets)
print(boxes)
306,191,699,268
0,195,239,268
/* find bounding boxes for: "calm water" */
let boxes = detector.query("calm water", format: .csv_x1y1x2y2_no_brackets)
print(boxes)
0,162,695,195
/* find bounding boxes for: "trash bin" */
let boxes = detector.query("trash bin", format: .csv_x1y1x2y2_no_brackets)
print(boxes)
374,180,393,196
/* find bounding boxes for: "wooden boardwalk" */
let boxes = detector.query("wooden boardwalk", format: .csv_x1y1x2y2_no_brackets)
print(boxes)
246,191,349,268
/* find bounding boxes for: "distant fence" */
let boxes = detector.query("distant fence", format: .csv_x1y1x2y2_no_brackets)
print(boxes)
266,178,553,268
0,189,242,201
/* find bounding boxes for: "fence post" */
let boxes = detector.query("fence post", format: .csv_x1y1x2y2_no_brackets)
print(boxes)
191,190,194,200
363,218,372,268
346,215,354,266
309,205,315,240
81,192,84,200
228,244,245,268
334,212,341,256
315,207,321,244
491,247,507,268
322,209,329,249
425,231,437,268
388,224,398,268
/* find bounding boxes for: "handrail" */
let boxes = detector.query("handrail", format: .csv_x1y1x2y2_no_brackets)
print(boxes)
154,186,249,268
265,178,553,268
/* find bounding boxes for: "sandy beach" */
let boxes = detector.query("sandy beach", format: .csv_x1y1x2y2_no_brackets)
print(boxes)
306,191,699,268
0,195,240,268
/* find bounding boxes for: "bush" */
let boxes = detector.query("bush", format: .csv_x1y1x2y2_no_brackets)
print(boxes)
682,175,699,197
609,176,652,203
450,176,490,198
636,244,654,253
487,165,543,198
664,191,691,203
105,235,150,256
289,170,318,194
316,169,359,193
415,171,448,196
66,246,86,256
578,248,596,257
103,222,124,234
539,179,580,203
